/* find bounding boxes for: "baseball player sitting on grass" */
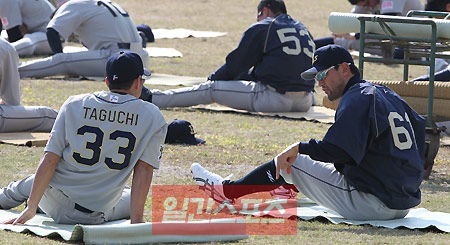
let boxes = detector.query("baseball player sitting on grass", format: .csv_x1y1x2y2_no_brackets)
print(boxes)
0,50,167,225
0,0,55,57
191,44,426,221
18,0,149,79
0,37,57,133
146,0,316,113
314,0,424,57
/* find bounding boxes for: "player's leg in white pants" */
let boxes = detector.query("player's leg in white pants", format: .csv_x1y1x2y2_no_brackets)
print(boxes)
12,32,53,57
0,175,34,209
0,105,58,132
152,80,313,112
0,174,131,224
18,49,115,78
279,154,409,220
38,186,131,224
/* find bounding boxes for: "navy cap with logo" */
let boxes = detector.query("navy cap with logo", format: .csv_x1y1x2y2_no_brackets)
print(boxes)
165,120,206,145
106,50,151,83
136,24,155,43
301,44,354,80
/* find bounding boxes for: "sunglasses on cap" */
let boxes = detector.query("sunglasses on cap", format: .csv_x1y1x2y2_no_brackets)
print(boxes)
315,65,337,81
315,63,351,81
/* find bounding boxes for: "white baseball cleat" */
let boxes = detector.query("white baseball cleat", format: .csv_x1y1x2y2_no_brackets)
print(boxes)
190,163,234,204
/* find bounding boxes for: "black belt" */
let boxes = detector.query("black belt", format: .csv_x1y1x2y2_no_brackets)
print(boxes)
74,203,94,213
117,42,131,49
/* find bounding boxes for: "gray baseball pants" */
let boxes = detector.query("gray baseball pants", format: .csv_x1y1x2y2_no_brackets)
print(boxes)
0,105,58,133
18,47,149,79
13,32,53,57
152,80,313,112
18,49,114,78
278,154,409,220
0,175,131,224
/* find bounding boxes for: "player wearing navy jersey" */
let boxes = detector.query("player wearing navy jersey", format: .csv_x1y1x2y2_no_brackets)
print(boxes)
191,45,425,220
18,0,149,79
148,0,315,112
1,51,167,225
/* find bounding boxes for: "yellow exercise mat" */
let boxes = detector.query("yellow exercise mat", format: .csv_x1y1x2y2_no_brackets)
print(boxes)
192,104,335,124
0,132,49,147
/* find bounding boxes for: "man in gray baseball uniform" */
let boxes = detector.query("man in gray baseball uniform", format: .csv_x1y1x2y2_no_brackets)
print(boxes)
0,50,167,225
18,0,149,79
0,0,55,57
0,37,57,133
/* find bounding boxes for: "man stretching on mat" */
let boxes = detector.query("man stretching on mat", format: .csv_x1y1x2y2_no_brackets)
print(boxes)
141,0,316,113
191,45,426,221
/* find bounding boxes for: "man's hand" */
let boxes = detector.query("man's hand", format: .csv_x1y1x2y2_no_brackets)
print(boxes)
131,219,145,224
275,143,300,179
1,205,37,225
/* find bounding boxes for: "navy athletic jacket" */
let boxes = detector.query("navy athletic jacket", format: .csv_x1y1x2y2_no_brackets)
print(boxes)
208,14,315,93
299,76,426,210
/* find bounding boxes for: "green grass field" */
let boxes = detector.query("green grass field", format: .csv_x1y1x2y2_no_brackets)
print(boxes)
1,0,449,244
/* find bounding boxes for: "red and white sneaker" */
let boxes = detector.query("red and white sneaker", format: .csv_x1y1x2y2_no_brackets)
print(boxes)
190,163,234,204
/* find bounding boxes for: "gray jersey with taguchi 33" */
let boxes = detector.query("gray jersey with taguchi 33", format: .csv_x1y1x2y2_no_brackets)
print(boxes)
45,91,166,212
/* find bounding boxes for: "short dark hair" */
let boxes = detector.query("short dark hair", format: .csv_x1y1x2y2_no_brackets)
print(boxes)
349,64,361,76
332,63,360,76
348,0,365,5
107,78,135,90
425,0,450,11
257,0,287,15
